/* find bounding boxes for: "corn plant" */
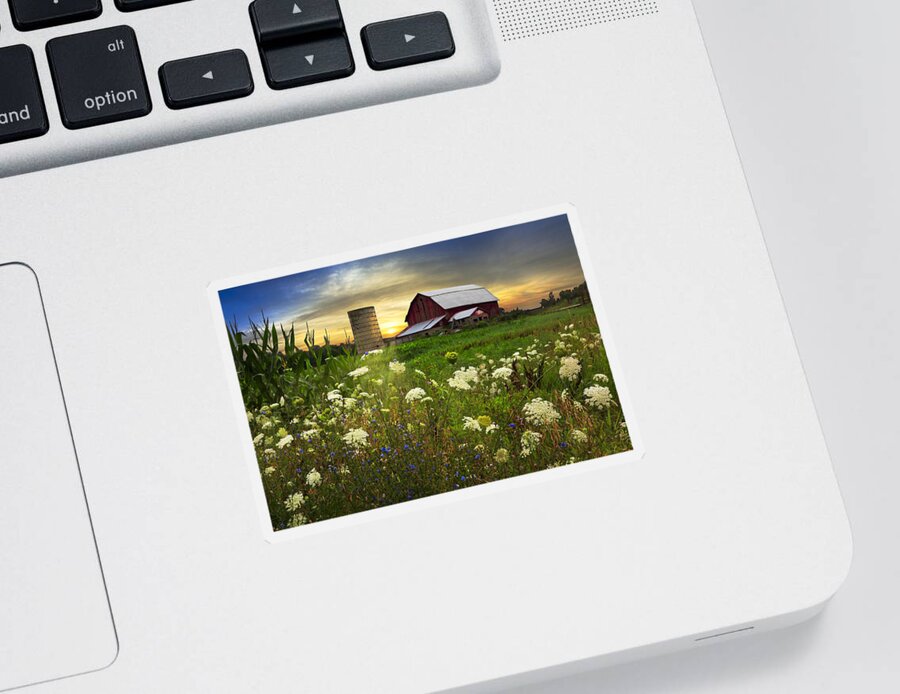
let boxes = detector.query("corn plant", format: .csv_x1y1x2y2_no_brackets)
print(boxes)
226,317,355,409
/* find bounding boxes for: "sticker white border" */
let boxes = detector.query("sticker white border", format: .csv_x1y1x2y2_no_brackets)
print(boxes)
208,204,644,543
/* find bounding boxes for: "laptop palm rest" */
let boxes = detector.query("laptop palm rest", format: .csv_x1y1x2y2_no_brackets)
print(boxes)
0,264,117,692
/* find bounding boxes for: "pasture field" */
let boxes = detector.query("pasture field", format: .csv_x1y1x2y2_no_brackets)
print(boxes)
235,304,632,530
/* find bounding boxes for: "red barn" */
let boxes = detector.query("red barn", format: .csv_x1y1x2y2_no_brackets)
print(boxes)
395,285,500,342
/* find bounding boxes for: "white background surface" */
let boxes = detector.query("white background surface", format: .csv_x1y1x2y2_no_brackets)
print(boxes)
523,1,900,692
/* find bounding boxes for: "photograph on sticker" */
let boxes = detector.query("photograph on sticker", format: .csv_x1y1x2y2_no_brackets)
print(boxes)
217,213,632,530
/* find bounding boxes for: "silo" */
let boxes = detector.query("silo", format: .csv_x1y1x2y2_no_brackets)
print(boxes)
347,306,385,354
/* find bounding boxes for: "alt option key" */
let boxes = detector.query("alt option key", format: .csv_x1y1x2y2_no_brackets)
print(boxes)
47,26,152,130
0,45,49,145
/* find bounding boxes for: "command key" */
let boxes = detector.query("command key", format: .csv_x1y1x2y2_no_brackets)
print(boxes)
0,45,49,145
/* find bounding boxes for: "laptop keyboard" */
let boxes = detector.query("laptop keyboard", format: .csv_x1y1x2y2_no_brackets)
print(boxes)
0,0,499,176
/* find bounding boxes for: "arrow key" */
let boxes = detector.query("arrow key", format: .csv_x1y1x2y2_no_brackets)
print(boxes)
250,0,344,43
261,34,354,90
159,50,254,109
362,12,455,71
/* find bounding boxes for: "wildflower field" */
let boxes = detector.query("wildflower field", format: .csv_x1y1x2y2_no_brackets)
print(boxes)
235,305,631,530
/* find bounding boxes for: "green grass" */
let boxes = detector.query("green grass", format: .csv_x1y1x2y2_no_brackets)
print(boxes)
236,304,632,530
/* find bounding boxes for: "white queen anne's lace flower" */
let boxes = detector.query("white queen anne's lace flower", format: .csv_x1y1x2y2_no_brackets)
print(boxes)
593,373,610,383
405,387,426,402
305,468,322,487
284,492,305,512
342,428,369,449
522,398,561,426
347,366,369,379
388,360,406,374
462,416,482,432
571,430,588,444
559,355,582,382
584,384,614,409
491,366,513,382
447,366,479,390
326,389,343,401
276,434,294,449
289,512,308,527
520,431,543,456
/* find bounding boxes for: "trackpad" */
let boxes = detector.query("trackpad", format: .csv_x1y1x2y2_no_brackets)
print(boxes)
0,264,117,691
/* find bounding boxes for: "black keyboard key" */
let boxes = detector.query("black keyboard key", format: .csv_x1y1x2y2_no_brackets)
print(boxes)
47,26,152,130
261,34,353,90
361,12,455,71
0,45,49,145
250,0,343,43
115,0,191,11
9,0,102,32
159,50,254,109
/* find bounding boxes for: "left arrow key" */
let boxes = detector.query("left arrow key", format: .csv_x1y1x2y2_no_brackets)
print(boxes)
159,50,254,110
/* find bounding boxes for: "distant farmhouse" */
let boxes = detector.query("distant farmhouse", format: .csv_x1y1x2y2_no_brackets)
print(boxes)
395,285,500,343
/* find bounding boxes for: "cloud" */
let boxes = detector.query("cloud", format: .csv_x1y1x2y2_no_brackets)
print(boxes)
220,215,588,345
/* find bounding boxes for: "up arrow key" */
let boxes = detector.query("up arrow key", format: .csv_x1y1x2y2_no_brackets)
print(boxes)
404,34,415,43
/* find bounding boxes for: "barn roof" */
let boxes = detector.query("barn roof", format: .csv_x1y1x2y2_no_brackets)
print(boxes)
449,307,482,321
396,316,445,338
421,284,499,310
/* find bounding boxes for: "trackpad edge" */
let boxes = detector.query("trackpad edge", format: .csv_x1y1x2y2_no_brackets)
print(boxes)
0,263,118,691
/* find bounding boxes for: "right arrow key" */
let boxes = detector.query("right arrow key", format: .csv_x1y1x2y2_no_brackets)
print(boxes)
362,12,455,71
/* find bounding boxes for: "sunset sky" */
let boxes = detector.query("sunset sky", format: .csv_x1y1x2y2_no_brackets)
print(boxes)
218,215,587,345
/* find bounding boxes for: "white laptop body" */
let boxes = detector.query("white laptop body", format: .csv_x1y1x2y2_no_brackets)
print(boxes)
0,1,850,692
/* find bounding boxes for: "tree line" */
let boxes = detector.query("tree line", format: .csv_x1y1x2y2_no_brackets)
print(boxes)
540,281,591,309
